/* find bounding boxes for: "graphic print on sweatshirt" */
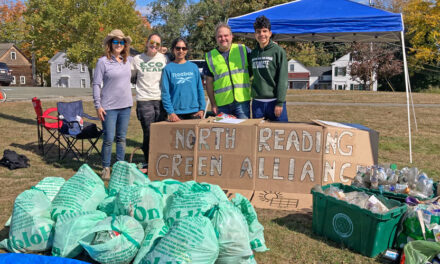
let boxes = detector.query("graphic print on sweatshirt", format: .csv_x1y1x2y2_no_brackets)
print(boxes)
172,72,194,84
252,56,273,69
140,61,165,72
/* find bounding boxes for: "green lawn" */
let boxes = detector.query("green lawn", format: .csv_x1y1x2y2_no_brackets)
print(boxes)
1,90,439,263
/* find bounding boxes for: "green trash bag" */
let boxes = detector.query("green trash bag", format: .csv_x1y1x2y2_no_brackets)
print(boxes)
148,179,183,203
207,201,253,263
79,215,144,264
0,189,54,253
133,219,169,264
34,177,66,201
402,205,440,241
52,210,107,258
51,164,106,221
164,183,219,227
404,240,440,264
113,185,164,229
108,161,150,196
5,176,66,227
200,182,229,202
98,195,116,216
232,193,269,252
143,216,219,264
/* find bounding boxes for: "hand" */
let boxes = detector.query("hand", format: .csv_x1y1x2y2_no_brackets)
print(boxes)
274,105,283,117
193,110,204,119
211,105,218,115
160,47,168,54
168,113,180,122
97,107,106,121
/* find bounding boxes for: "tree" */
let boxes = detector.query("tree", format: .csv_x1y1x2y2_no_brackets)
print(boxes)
24,0,149,85
349,42,403,91
147,0,191,48
403,0,440,69
0,0,28,52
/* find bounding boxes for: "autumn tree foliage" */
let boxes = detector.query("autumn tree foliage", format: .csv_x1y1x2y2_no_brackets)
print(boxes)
0,0,28,46
349,42,403,91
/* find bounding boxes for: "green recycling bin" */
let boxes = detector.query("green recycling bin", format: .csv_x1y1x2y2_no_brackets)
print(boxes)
311,183,407,258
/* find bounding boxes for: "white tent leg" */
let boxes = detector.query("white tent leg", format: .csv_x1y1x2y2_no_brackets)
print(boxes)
401,31,412,163
408,77,418,131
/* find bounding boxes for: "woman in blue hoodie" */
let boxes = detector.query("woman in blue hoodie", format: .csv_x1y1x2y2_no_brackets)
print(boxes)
161,37,205,122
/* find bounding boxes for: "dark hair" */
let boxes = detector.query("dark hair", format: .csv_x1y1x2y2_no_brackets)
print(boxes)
105,39,130,63
253,15,271,31
147,33,162,42
145,33,162,53
170,37,189,61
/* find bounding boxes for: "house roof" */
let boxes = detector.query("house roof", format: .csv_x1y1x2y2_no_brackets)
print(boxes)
307,66,332,77
0,43,15,58
48,52,66,64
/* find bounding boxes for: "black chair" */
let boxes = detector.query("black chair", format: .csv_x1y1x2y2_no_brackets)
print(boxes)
57,100,103,160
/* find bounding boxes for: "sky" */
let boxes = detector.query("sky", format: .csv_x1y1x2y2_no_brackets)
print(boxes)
135,0,372,16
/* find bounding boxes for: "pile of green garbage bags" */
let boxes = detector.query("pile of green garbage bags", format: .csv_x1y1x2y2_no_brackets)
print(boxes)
0,161,268,264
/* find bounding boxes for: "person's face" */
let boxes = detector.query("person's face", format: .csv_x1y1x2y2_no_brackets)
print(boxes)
146,35,161,54
111,38,125,54
173,40,188,61
216,27,233,52
255,27,272,48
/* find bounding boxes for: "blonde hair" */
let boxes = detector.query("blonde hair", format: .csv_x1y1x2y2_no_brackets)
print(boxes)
105,39,130,63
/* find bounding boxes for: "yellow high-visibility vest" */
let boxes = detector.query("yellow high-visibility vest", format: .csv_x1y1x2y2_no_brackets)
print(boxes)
205,44,250,106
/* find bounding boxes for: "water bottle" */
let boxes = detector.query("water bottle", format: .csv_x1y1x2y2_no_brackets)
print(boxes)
370,168,379,189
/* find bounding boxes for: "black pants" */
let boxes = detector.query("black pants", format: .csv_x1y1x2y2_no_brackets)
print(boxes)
136,100,166,164
177,113,201,120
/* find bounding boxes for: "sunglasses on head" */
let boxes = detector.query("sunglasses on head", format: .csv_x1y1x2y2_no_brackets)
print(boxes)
174,46,187,51
112,40,125,45
149,39,161,47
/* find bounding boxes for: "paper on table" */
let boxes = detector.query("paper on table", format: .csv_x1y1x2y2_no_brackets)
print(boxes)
214,118,245,124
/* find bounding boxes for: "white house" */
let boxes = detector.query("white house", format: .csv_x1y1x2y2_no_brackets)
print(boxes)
287,59,310,89
331,53,377,91
48,52,90,88
308,66,332,90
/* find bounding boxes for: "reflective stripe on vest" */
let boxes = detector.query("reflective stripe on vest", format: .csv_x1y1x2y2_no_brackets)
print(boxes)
205,44,250,106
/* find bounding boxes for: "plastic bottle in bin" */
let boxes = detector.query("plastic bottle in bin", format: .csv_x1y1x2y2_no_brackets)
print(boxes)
416,173,433,197
370,168,379,189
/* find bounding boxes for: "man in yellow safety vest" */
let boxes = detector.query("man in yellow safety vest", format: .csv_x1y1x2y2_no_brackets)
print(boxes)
204,22,251,119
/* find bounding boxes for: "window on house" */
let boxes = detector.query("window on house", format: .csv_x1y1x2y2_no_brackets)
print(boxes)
57,64,62,73
11,52,16,60
289,64,295,72
80,64,86,72
11,76,16,85
339,67,347,76
20,76,25,84
81,79,86,88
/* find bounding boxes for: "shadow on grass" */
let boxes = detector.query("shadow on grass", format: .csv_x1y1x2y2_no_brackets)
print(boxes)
10,136,143,171
0,112,36,126
272,213,358,255
0,226,8,242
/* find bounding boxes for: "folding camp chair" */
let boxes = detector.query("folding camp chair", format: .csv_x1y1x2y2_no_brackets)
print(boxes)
32,97,64,156
57,100,103,160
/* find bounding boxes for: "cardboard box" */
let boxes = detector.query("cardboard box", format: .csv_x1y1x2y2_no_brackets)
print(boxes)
148,119,379,212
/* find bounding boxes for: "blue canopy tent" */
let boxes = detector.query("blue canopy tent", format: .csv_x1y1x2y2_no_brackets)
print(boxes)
228,0,415,162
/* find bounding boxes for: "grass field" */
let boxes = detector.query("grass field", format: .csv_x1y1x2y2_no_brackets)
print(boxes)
1,90,439,263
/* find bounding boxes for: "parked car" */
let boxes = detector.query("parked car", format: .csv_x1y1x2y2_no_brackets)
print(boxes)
0,62,13,86
190,59,207,89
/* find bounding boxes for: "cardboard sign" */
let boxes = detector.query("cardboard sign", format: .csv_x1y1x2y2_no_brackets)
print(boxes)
149,119,379,212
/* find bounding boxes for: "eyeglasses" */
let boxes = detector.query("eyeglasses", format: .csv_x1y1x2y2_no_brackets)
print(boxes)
149,39,161,47
112,40,125,45
174,46,188,51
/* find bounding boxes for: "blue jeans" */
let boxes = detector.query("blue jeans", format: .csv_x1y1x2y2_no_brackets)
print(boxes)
252,100,288,122
217,101,250,119
101,107,131,167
